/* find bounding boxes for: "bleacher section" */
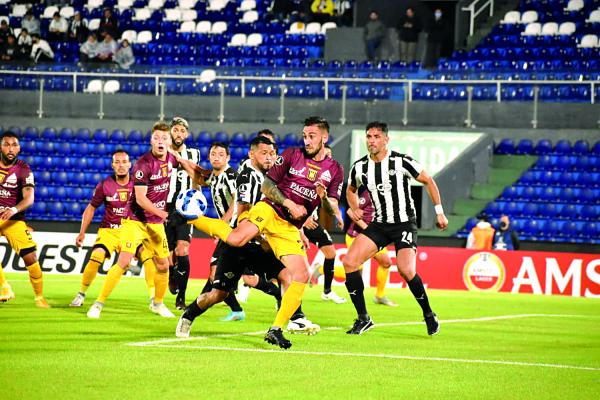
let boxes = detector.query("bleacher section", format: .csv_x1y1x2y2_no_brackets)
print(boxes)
1,125,303,222
455,138,600,244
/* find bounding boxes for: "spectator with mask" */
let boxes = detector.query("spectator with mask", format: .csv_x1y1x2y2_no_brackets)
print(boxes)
466,213,495,250
21,11,40,36
493,215,520,251
397,7,421,63
113,39,134,69
363,10,386,61
426,8,447,67
48,11,68,41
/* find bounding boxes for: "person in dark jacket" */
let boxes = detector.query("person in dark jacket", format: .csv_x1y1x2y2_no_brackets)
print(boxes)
363,10,386,61
397,7,421,63
99,8,119,39
426,8,448,67
493,215,520,251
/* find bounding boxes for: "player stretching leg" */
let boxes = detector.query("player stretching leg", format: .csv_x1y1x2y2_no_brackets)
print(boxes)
343,122,448,335
0,132,49,307
181,117,344,348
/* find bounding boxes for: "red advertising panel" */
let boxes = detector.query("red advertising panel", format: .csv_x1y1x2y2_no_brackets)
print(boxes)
188,239,600,298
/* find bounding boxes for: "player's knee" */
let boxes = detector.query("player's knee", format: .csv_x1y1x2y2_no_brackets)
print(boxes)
343,256,361,272
322,245,336,259
22,252,37,267
154,258,169,272
226,234,247,247
175,242,189,257
212,289,229,303
293,269,310,283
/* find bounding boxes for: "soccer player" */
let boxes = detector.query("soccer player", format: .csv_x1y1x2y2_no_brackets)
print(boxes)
69,150,156,307
86,121,197,319
237,129,276,173
343,121,448,335
200,141,245,321
0,131,49,307
182,117,344,348
303,144,346,304
165,116,201,309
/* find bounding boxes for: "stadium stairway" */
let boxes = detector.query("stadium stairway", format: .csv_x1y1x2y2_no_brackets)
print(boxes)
465,0,522,50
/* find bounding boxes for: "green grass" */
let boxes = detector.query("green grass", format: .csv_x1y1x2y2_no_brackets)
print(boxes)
1,272,599,400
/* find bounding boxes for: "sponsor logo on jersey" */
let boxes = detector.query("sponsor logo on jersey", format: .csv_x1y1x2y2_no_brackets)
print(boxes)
368,183,393,193
290,182,317,200
2,173,18,189
0,189,12,198
289,166,306,178
462,252,506,292
112,207,125,216
154,182,169,193
388,169,397,176
320,170,332,182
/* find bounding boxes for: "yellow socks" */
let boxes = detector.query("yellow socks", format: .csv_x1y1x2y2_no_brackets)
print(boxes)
26,262,44,297
80,252,106,293
0,265,7,287
153,267,168,304
96,264,125,303
191,216,232,242
273,281,306,327
376,265,390,298
139,249,156,299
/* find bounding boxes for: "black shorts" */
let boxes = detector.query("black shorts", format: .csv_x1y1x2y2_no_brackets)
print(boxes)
303,224,333,248
210,240,227,265
362,221,418,252
213,243,284,291
165,211,193,251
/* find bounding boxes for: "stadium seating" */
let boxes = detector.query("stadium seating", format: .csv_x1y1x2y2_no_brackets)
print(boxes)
456,137,600,244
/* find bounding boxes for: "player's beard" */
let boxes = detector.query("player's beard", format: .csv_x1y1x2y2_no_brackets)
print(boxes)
116,173,128,180
303,142,322,158
0,153,16,165
171,138,184,149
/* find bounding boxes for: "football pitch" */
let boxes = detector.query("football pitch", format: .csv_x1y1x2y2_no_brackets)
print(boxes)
1,273,599,400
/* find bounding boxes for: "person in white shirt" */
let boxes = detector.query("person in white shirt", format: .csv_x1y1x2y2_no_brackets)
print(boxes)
113,39,135,69
48,12,68,41
31,33,55,63
21,11,40,36
79,33,98,63
96,33,117,62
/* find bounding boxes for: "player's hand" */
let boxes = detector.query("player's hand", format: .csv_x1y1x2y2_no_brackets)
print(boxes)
334,213,344,230
300,230,310,250
157,210,169,222
0,207,15,221
436,214,449,231
315,181,329,199
76,233,85,247
303,217,318,230
347,208,363,222
284,200,307,220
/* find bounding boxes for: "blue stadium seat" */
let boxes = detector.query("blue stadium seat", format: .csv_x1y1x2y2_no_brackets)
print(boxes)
128,130,144,143
31,201,47,217
110,129,126,143
48,202,64,216
554,139,572,155
92,129,109,143
533,139,552,155
495,138,515,155
516,139,534,155
213,131,228,143
230,132,246,145
75,128,90,142
59,128,74,141
23,127,39,140
572,140,590,155
197,131,212,145
41,127,57,141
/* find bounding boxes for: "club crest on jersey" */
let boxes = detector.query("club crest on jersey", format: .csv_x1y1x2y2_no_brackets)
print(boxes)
161,163,168,177
388,169,397,176
307,168,318,181
0,171,7,182
117,189,129,202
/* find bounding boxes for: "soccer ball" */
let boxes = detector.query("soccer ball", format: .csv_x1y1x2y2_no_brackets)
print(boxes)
175,189,208,220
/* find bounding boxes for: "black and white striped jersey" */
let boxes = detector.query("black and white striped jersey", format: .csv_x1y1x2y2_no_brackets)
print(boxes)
237,157,252,173
166,146,201,212
348,150,423,224
236,163,265,206
207,166,238,222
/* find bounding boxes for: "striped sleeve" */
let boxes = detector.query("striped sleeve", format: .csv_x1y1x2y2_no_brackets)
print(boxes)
402,155,423,179
348,161,361,189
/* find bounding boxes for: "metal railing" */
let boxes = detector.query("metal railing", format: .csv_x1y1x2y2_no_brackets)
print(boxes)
462,0,495,36
0,69,597,127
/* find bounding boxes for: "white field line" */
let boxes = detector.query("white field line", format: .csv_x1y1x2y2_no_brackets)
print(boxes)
129,344,600,372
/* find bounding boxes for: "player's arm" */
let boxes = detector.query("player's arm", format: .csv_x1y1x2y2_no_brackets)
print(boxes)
134,185,168,221
346,163,363,221
347,208,368,230
0,186,35,221
76,204,97,247
415,169,448,230
261,177,306,220
169,150,210,186
316,182,343,229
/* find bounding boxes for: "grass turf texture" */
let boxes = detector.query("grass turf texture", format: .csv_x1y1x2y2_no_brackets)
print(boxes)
1,272,599,400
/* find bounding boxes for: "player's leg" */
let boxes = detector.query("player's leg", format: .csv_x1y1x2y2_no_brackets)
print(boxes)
373,250,397,307
165,216,178,295
0,262,15,302
4,221,48,307
149,255,175,318
70,248,109,307
174,239,191,308
135,245,156,302
343,231,382,334
396,247,439,335
190,216,258,247
176,245,244,337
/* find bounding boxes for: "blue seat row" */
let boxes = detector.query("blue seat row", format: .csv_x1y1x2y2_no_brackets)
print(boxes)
495,138,600,155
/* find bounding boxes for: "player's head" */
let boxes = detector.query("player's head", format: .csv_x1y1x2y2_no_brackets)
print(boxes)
111,149,131,178
150,121,171,159
209,142,230,171
499,214,510,230
302,116,329,157
324,143,332,158
249,136,276,173
365,121,389,157
170,116,189,149
0,131,20,165
257,129,275,143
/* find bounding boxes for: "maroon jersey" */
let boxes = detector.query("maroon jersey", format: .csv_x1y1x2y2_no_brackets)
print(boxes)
90,175,134,229
128,151,179,224
0,159,35,221
346,188,376,238
265,147,344,228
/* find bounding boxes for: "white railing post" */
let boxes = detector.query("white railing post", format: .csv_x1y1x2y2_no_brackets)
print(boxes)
37,78,44,119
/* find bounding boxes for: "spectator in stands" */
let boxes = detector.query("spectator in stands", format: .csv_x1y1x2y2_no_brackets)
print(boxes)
493,215,520,251
17,28,32,59
31,33,55,63
363,10,385,61
466,213,495,250
1,34,18,61
79,33,98,63
48,11,68,42
0,19,14,47
426,8,448,68
21,11,40,36
113,39,134,69
69,12,88,43
397,7,421,63
99,8,119,39
310,0,334,23
96,32,118,62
